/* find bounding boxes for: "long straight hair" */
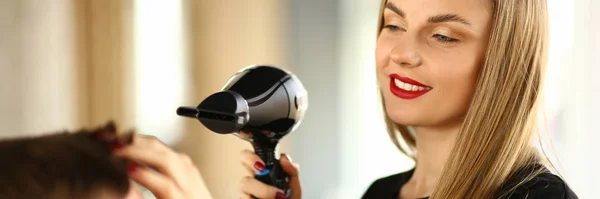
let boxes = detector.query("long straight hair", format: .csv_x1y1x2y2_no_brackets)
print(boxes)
376,0,550,198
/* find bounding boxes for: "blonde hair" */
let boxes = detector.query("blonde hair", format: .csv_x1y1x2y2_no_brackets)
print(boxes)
376,0,551,198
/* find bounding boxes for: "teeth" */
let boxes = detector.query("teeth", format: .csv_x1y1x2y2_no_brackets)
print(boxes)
394,78,430,91
403,83,411,91
394,79,404,89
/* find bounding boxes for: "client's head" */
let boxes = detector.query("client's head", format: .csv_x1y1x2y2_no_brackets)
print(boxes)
0,122,139,199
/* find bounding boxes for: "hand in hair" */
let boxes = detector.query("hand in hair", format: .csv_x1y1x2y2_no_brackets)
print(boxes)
109,131,213,199
0,122,134,199
0,121,213,199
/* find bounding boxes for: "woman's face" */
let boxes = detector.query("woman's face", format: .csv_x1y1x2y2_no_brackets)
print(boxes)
376,0,493,128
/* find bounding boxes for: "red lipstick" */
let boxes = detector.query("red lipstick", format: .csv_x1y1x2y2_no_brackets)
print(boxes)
389,74,432,99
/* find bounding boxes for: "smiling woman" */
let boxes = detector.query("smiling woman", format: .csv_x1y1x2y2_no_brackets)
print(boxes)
235,0,581,198
366,0,578,198
238,0,581,198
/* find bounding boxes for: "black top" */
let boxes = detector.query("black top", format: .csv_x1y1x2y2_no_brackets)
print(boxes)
362,167,578,199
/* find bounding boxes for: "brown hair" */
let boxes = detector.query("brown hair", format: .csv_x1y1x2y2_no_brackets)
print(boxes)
0,122,132,199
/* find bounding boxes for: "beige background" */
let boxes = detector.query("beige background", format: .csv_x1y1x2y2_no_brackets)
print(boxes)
0,0,287,198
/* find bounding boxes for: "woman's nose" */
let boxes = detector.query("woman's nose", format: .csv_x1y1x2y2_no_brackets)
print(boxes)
389,40,422,68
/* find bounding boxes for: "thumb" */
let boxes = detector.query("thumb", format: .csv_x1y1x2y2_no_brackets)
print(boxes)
280,153,301,199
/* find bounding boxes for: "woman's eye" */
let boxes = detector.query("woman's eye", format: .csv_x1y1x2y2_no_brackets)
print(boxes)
434,34,459,43
383,24,403,32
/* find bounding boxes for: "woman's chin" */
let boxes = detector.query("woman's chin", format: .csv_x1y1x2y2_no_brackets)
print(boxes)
384,103,442,127
386,113,426,127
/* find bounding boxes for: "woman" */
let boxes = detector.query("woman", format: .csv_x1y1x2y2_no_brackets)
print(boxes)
236,0,579,198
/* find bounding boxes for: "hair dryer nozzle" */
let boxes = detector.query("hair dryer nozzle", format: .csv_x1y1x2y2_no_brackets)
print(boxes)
195,91,250,134
176,106,198,118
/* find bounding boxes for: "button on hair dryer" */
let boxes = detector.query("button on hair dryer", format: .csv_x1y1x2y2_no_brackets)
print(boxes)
176,65,308,197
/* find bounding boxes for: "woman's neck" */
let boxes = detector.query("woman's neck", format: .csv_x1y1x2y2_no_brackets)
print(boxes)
402,124,460,198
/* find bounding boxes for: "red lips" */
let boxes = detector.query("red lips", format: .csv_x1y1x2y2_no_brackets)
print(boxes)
389,74,432,99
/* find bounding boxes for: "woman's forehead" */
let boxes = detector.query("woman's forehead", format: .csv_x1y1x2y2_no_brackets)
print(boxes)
382,0,492,21
382,0,493,32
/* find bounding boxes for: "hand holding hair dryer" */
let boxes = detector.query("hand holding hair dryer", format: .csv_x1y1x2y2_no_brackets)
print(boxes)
176,65,308,197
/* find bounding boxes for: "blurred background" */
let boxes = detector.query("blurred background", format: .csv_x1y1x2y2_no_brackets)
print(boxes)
0,0,598,198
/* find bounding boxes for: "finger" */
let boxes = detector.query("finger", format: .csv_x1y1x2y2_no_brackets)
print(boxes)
280,154,301,199
127,164,184,199
114,135,189,186
243,163,255,176
124,181,144,199
240,150,266,174
238,130,254,140
279,154,299,177
239,176,287,199
239,193,253,199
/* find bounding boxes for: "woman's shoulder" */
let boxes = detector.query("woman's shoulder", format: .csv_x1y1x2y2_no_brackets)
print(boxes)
362,167,578,199
502,171,578,199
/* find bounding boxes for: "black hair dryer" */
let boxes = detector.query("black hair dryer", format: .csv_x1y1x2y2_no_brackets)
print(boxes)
176,65,308,197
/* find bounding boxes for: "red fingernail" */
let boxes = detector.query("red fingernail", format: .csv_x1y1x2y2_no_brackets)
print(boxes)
111,143,124,150
127,164,138,172
275,192,289,199
254,162,265,172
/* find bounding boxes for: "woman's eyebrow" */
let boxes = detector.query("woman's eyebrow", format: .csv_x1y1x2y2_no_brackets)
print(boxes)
428,14,472,27
385,2,472,27
385,2,405,18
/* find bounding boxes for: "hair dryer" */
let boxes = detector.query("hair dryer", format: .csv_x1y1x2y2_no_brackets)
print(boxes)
176,65,308,197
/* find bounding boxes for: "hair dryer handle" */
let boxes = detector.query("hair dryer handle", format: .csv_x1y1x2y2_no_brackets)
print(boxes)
253,145,291,198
